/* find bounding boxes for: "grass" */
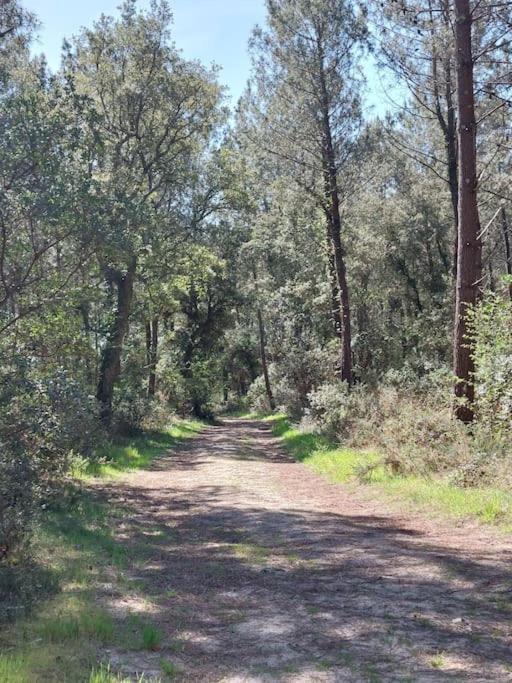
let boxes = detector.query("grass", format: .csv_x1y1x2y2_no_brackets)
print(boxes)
232,542,271,564
36,607,115,644
0,418,202,682
269,415,512,529
430,654,446,669
79,420,202,478
141,624,163,651
89,664,146,682
161,658,181,679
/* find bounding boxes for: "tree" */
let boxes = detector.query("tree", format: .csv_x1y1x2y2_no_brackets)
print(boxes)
0,63,94,336
373,0,460,275
374,0,512,284
64,0,223,425
453,0,483,423
243,0,367,385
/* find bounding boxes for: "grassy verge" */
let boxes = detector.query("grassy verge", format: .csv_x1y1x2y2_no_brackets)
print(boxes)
78,420,202,478
269,415,512,530
0,418,202,682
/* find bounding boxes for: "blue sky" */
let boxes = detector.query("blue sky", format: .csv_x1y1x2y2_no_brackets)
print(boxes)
24,0,390,113
24,0,267,103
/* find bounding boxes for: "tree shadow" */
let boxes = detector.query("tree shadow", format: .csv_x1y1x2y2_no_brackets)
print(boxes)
95,473,512,681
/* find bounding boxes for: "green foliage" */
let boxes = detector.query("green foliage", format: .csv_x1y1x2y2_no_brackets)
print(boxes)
161,658,181,679
306,382,352,438
471,293,512,432
271,415,512,528
1,0,512,663
82,420,202,478
36,608,115,644
141,623,162,651
0,362,102,568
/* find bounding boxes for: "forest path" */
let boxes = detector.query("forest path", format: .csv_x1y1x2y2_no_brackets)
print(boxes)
97,418,512,682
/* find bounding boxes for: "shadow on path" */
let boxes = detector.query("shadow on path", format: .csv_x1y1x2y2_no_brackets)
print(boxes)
93,418,512,682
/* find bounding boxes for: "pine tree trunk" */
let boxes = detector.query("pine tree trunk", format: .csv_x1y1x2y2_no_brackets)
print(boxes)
148,317,158,397
453,0,482,423
257,307,275,411
446,117,459,279
443,44,459,280
145,319,152,371
318,58,353,385
501,207,512,301
325,222,343,341
97,257,137,426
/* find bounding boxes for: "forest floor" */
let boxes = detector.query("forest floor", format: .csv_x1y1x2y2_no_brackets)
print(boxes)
3,417,512,682
91,417,512,681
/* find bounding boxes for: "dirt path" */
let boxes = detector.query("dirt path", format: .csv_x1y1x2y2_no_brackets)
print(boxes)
97,418,512,682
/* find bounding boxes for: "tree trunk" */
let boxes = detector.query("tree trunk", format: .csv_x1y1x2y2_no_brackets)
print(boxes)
96,257,137,426
325,222,343,341
332,234,353,385
501,207,512,301
318,56,353,385
257,307,276,411
453,0,482,423
431,2,459,280
147,317,159,398
443,52,459,280
488,260,496,292
446,111,459,279
145,319,152,371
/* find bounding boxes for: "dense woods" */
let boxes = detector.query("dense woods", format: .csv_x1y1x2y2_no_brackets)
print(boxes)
1,0,512,618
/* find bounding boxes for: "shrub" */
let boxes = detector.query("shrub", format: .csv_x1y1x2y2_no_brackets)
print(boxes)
248,344,338,420
0,364,101,567
306,381,351,438
112,391,150,436
471,293,512,433
365,389,471,476
247,371,278,414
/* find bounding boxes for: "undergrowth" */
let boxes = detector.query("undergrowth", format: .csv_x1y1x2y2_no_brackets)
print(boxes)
0,418,202,682
77,420,202,478
269,415,512,530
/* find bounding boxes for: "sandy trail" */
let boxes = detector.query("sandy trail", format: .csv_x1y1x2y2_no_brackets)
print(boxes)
97,418,512,682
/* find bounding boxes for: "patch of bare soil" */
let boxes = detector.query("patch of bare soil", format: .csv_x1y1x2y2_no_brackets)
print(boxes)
95,418,512,682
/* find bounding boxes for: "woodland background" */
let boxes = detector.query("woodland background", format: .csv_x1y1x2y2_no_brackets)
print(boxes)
1,0,512,598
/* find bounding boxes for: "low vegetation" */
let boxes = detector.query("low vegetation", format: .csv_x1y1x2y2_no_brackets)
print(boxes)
0,421,200,682
271,413,512,529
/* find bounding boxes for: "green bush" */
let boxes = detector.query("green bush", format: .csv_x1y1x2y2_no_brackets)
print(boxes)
306,380,512,488
306,381,351,437
471,293,512,433
0,364,102,567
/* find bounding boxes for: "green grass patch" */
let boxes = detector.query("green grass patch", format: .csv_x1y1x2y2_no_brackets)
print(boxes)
381,476,512,525
0,418,203,682
89,664,145,682
270,415,512,529
269,415,383,480
79,420,202,478
161,658,182,679
36,606,115,644
232,542,271,564
141,623,163,651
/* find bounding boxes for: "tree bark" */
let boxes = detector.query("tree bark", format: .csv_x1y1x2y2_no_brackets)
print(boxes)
318,53,353,385
445,102,459,279
453,0,482,423
257,307,276,411
324,222,343,341
145,319,152,372
432,45,459,279
96,257,137,426
147,317,159,398
501,207,512,301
